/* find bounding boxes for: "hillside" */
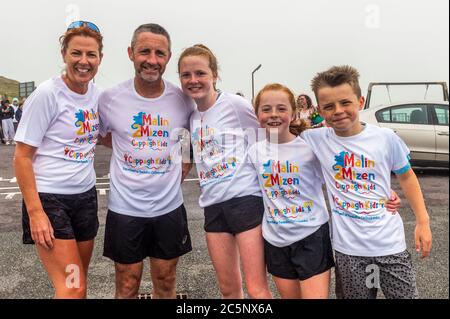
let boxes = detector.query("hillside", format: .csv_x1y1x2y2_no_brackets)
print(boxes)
0,76,19,100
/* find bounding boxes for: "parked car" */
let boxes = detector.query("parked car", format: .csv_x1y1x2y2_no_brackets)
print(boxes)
359,101,449,167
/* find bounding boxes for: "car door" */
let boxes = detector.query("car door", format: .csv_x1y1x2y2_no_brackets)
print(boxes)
376,104,436,162
432,104,449,162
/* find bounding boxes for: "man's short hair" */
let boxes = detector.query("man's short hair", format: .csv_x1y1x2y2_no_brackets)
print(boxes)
131,23,171,51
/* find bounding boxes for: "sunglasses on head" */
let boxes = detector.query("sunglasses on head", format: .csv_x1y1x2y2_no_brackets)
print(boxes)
67,21,100,33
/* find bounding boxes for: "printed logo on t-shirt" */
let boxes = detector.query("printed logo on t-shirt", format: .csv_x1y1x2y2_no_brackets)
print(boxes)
131,112,170,150
121,112,173,175
261,159,316,225
191,126,223,159
331,151,386,220
63,108,99,163
197,157,237,187
192,125,238,188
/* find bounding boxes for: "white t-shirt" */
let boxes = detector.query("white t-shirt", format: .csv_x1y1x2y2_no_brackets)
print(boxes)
301,124,412,257
248,137,330,247
15,76,101,194
190,92,262,208
99,79,195,218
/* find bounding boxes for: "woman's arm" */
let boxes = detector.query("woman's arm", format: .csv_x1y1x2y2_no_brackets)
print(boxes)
13,142,55,250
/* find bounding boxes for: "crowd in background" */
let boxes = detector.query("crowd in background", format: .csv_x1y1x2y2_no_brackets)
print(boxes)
0,95,25,145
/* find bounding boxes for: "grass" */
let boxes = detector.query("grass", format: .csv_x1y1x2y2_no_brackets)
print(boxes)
0,76,19,100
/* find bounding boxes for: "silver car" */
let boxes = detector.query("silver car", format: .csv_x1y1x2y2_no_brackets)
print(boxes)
359,101,449,167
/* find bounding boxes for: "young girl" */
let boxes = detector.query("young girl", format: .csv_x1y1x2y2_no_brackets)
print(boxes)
178,44,272,299
248,84,334,298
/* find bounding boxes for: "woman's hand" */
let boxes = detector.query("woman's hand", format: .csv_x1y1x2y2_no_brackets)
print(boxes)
29,210,55,250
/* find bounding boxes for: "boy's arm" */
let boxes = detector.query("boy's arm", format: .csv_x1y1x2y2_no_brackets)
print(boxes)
396,169,432,258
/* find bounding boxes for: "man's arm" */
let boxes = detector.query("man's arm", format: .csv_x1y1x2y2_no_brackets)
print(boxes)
396,169,432,258
97,133,112,149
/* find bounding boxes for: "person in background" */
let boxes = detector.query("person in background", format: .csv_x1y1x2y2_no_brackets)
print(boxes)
296,94,315,126
1,99,15,145
15,98,24,123
0,99,5,144
12,98,19,131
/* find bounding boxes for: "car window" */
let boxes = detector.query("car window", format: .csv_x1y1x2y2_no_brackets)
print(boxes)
390,105,429,124
375,108,391,122
434,105,449,125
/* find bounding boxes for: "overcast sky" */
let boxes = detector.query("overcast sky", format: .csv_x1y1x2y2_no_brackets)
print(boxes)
0,0,448,105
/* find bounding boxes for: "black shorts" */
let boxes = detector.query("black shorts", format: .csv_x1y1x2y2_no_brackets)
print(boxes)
22,187,99,244
204,195,264,235
264,223,335,280
103,205,192,264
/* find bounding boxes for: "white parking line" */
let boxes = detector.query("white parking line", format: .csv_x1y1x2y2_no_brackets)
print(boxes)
1,176,199,199
1,178,199,185
1,189,110,200
0,187,19,191
1,192,21,199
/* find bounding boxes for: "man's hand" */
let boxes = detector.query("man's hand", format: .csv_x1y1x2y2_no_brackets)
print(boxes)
181,162,193,184
98,133,112,148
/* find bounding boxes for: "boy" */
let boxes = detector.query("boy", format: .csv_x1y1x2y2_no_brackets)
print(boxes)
301,65,432,299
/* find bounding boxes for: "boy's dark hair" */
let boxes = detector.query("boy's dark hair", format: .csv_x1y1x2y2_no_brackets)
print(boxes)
131,23,171,51
311,65,362,101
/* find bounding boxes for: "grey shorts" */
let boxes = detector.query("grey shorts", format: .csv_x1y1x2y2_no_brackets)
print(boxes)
335,250,419,299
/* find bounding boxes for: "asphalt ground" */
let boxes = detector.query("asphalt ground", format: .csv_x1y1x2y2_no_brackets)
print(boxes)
0,144,448,299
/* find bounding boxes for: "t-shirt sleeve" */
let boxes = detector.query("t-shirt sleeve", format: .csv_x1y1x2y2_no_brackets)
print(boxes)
300,129,318,154
231,96,260,147
14,86,58,147
312,154,325,184
98,91,111,137
233,97,259,130
387,129,412,175
182,95,196,131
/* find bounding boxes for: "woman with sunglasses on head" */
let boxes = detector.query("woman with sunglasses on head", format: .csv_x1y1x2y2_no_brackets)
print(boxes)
13,21,103,299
